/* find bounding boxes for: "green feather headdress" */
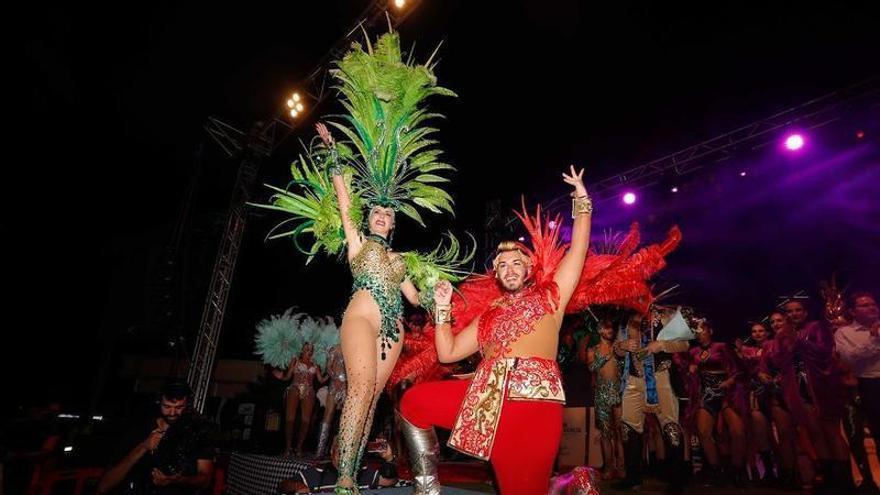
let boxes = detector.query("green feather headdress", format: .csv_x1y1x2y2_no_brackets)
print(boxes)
250,31,456,259
328,32,457,224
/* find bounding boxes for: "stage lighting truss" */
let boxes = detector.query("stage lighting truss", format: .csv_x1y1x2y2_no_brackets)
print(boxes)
506,76,879,226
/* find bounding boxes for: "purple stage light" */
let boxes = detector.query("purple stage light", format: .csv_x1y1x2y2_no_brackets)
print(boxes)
784,133,805,151
622,192,636,205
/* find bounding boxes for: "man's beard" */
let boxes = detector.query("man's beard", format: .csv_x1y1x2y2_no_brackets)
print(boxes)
498,273,528,292
162,414,181,424
501,280,524,292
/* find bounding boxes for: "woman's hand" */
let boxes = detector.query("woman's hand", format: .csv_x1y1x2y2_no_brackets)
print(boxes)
315,122,334,146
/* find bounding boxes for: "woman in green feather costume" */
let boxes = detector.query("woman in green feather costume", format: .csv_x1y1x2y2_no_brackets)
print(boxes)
318,120,451,493
253,33,472,493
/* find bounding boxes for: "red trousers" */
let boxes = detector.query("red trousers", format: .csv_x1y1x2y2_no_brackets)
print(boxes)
400,379,563,495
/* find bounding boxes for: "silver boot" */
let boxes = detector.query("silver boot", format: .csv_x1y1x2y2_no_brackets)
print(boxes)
315,422,331,459
398,412,442,495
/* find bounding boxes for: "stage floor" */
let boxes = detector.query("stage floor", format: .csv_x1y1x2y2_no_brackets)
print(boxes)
355,487,490,494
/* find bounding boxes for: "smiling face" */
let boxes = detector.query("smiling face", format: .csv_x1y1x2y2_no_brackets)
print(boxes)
368,206,395,238
769,312,786,333
493,245,531,293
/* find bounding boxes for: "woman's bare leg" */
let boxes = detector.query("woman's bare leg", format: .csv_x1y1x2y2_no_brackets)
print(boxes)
336,314,378,487
697,409,720,466
722,407,748,467
297,391,316,454
285,391,301,455
770,405,797,471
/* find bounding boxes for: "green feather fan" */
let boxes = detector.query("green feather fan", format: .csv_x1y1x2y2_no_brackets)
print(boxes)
401,232,476,310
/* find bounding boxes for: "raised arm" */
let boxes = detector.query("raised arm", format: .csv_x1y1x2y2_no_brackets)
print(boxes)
433,280,480,363
554,165,592,309
316,122,362,260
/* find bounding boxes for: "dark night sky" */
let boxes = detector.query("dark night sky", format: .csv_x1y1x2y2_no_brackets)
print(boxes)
9,1,879,409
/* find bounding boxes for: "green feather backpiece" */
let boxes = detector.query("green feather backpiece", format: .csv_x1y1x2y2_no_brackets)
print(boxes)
254,310,340,369
401,232,476,310
254,309,304,369
310,316,341,369
250,142,364,263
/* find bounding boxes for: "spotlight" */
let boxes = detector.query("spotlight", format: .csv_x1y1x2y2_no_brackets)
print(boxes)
856,130,865,139
740,171,747,177
622,192,636,205
287,92,305,119
670,187,679,193
548,220,557,230
63,446,74,453
393,0,406,8
784,133,805,151
518,236,525,242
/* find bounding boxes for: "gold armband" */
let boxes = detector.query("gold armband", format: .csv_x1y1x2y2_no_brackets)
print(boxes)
435,304,452,326
572,195,593,218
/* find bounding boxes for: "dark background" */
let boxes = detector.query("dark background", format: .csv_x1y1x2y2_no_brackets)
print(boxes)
10,1,879,412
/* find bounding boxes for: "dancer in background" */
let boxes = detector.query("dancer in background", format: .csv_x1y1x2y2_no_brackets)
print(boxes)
314,344,346,458
687,319,748,487
256,311,337,456
585,308,625,480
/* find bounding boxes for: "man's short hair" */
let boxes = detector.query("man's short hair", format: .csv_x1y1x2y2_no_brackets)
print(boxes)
492,240,531,270
161,381,193,402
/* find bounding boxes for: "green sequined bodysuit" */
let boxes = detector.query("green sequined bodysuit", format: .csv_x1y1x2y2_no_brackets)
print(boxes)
350,236,406,359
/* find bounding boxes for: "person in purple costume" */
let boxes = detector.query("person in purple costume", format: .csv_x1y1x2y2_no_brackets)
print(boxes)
686,319,749,487
760,300,850,493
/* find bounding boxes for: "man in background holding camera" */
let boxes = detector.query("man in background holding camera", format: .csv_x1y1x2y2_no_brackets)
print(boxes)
97,382,215,495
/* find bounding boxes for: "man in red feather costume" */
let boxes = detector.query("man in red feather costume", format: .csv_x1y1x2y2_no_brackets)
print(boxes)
394,166,682,494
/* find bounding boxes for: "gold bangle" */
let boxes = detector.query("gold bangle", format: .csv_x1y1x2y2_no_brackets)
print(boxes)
572,195,593,218
435,304,452,326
